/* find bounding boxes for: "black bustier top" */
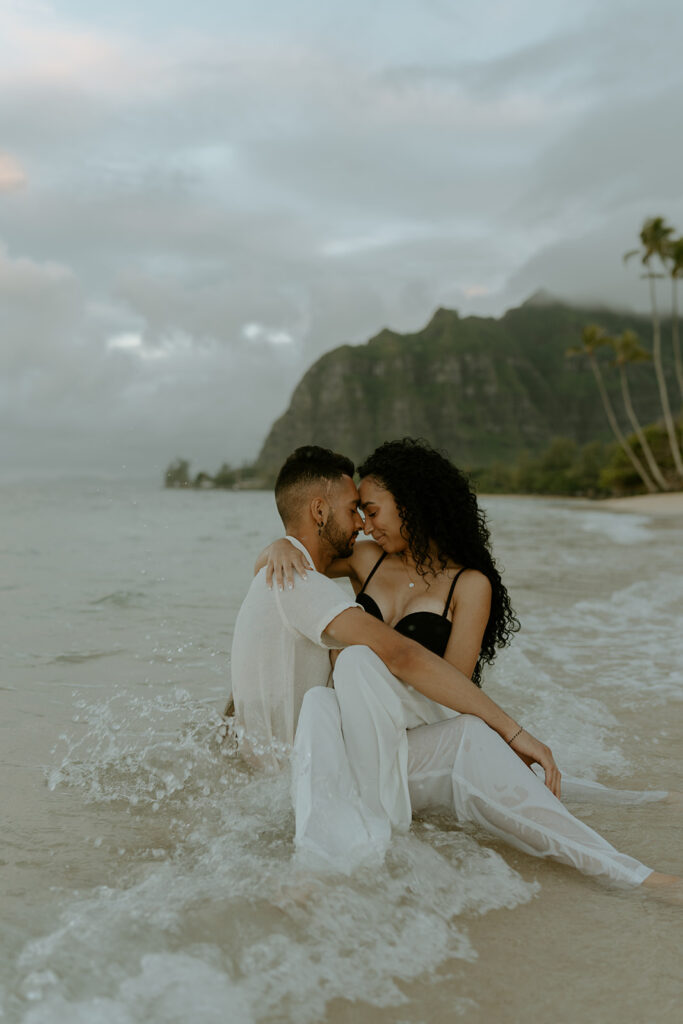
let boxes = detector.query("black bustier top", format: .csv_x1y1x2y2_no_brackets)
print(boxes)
355,553,465,658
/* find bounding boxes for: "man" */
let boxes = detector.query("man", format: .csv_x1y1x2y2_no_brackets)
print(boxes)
230,446,653,885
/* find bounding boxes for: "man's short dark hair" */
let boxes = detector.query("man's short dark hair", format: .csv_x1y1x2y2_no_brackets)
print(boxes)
274,445,355,526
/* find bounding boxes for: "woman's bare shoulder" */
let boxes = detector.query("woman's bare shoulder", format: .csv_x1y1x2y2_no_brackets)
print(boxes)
348,539,385,580
326,539,384,580
455,568,492,600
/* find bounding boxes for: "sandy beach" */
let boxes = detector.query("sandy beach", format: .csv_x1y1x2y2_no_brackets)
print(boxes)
480,492,683,518
595,492,683,517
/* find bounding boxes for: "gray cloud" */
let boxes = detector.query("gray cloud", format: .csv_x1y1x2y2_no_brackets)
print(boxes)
2,0,683,477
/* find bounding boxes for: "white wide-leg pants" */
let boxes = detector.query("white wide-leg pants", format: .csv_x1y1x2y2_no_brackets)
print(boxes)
292,646,660,885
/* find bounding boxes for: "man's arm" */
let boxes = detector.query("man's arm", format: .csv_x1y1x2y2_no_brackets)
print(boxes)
324,607,561,796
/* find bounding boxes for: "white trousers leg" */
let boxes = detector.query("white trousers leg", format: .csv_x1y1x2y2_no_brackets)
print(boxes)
554,773,667,806
293,647,655,885
407,716,653,887
332,645,453,831
291,686,391,873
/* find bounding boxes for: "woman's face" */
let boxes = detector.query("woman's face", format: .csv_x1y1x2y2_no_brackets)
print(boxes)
358,476,407,553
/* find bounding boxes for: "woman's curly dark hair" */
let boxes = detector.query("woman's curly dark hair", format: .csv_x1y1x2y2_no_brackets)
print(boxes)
357,438,519,687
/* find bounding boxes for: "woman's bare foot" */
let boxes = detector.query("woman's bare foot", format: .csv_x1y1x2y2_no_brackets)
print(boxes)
641,871,683,904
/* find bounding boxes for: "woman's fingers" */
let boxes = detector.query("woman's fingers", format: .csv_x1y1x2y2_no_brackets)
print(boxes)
281,553,312,589
267,554,312,590
510,731,561,799
542,753,562,799
293,553,312,581
534,744,561,798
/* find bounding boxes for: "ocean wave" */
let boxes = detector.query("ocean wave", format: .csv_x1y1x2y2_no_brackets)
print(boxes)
49,650,123,665
523,572,683,706
91,591,149,608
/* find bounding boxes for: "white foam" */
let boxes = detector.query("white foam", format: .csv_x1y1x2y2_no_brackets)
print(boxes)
18,692,538,1023
575,511,652,545
526,572,683,706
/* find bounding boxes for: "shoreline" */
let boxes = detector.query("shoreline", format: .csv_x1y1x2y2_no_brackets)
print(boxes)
480,491,683,518
581,492,683,517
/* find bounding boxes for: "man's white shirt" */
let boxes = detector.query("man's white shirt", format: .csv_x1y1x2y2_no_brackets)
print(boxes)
230,537,358,769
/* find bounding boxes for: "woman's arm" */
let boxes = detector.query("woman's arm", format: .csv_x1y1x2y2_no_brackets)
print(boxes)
444,570,538,771
443,570,492,679
254,537,383,589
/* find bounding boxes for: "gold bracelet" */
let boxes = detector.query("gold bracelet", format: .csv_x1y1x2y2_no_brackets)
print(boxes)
507,726,523,745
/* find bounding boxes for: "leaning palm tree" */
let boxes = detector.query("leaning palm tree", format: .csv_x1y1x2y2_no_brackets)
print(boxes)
611,330,668,490
567,325,657,493
624,217,683,476
667,236,683,403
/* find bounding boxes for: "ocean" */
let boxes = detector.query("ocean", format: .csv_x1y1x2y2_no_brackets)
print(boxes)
2,479,682,1023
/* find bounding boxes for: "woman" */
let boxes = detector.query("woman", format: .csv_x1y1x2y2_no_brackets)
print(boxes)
268,437,516,688
260,439,679,893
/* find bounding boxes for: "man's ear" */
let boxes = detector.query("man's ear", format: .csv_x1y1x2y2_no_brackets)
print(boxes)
310,496,328,527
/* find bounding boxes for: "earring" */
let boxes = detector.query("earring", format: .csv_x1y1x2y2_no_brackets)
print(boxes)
318,520,324,536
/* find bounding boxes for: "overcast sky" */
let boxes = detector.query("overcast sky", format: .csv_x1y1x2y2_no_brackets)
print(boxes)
2,0,683,478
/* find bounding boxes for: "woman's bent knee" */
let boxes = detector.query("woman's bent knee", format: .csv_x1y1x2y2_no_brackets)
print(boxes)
334,645,375,672
299,685,338,725
457,714,500,745
333,645,382,691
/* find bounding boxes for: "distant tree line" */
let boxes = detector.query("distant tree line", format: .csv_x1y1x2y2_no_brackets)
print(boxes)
164,458,263,490
474,421,681,497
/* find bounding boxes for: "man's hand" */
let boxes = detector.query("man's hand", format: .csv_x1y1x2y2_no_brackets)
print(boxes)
509,730,561,798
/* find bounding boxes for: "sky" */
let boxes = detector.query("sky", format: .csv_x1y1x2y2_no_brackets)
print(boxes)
2,0,683,478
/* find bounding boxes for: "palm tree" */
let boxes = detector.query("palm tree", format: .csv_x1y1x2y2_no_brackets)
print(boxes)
667,236,683,403
624,217,683,476
611,330,668,490
567,325,657,493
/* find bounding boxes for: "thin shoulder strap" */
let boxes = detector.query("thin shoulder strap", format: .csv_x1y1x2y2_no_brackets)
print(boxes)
442,567,467,617
357,552,388,596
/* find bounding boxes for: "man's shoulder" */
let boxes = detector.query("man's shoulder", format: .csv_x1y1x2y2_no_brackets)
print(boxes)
234,569,276,621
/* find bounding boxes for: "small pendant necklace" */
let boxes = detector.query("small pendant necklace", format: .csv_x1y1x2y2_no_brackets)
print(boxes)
401,556,417,588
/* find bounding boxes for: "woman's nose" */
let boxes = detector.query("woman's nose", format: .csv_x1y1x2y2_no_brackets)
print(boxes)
363,518,374,534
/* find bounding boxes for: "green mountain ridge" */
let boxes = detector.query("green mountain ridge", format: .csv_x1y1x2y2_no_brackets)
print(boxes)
255,297,674,475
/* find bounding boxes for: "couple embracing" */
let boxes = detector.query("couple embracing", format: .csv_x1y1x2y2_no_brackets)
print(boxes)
229,439,679,895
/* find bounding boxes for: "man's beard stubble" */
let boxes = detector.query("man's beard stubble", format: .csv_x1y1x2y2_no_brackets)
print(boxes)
322,512,356,559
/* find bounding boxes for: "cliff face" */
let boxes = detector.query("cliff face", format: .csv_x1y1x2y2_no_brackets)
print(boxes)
256,299,670,473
